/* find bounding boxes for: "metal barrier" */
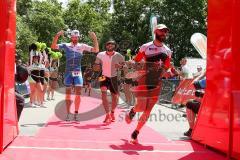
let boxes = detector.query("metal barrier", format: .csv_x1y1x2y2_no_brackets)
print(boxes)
158,79,180,104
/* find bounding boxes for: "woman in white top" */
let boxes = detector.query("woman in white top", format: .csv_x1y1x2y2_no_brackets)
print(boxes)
28,43,43,107
48,60,59,100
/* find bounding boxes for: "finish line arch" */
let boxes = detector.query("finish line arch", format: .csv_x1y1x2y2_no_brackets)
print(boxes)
0,0,239,159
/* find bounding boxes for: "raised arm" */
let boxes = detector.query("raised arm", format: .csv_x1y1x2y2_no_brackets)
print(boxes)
51,30,64,50
89,32,99,53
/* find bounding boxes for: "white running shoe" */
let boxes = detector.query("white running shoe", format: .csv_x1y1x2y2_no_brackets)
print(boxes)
65,114,71,121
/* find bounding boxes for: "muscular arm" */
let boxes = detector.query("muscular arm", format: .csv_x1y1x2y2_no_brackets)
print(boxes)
89,32,99,53
51,30,64,50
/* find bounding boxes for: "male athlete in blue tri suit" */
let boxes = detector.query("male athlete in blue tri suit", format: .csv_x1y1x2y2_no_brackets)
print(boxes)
51,30,99,121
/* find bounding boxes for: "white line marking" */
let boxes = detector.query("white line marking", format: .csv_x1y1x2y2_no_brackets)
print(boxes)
8,146,207,153
17,137,186,146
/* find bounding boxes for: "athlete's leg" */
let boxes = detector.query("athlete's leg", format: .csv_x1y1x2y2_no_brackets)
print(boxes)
130,97,158,143
110,92,118,122
101,86,111,123
39,71,45,106
41,82,47,103
64,73,73,115
111,92,118,111
51,86,55,99
109,77,119,122
29,82,36,106
100,78,111,123
36,82,43,106
47,80,51,100
88,83,92,96
50,80,57,99
65,87,72,114
125,98,147,124
184,100,200,136
135,97,158,131
74,86,81,113
133,98,148,112
73,74,83,113
84,82,87,93
101,87,109,113
186,108,196,129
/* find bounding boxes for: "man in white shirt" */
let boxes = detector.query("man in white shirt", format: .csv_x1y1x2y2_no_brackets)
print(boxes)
95,40,124,124
193,65,203,78
180,58,191,79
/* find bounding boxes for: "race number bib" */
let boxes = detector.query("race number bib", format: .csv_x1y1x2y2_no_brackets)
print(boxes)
72,71,81,77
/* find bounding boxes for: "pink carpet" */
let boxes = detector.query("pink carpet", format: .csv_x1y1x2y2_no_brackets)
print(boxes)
0,94,227,160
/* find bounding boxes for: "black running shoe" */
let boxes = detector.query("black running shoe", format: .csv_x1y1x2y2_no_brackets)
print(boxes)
130,130,139,144
184,128,192,137
125,108,136,124
65,113,71,121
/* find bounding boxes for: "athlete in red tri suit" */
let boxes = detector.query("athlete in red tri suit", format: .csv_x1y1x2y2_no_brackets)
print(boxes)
125,24,172,144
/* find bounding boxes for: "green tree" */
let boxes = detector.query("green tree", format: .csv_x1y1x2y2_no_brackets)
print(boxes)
28,0,65,45
108,0,207,64
158,0,207,64
16,0,207,66
63,0,111,48
110,0,148,51
16,15,37,62
17,0,33,16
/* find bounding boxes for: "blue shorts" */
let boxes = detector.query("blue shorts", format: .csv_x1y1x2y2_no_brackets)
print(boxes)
64,72,83,87
199,79,206,89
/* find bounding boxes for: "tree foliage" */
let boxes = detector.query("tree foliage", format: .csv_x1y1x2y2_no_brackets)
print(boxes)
16,15,37,62
28,0,65,45
17,0,33,16
63,0,111,48
159,0,207,64
16,0,207,65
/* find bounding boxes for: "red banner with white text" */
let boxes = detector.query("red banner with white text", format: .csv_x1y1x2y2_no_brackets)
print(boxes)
171,79,196,106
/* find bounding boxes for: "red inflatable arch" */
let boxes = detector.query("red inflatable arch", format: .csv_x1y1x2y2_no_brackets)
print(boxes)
0,0,18,154
0,0,239,159
192,0,240,159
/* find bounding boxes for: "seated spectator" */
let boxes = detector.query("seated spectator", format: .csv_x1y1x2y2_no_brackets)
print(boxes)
193,65,203,78
179,58,192,79
184,76,206,137
184,98,201,137
15,60,28,121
